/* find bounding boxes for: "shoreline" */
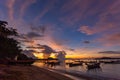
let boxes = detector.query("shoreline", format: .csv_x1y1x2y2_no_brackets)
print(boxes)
33,62,120,80
48,68,120,80
0,64,73,80
1,64,118,80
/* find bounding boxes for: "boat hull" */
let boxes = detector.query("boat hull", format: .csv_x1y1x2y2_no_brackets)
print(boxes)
69,63,82,67
86,63,100,69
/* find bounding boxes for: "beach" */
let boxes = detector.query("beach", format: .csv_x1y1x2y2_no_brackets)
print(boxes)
0,65,73,80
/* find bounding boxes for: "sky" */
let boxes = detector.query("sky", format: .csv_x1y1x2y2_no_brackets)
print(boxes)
0,0,120,58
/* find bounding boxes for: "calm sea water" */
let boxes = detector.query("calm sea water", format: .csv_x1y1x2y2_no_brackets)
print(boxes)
34,60,120,80
64,63,120,79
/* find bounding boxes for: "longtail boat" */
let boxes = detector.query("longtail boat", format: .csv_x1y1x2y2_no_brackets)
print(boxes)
86,63,100,69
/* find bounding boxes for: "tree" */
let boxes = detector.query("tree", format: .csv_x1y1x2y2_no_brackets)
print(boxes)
0,21,17,37
0,20,22,59
17,53,33,60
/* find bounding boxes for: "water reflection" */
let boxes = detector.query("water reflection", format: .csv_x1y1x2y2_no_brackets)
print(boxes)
34,59,120,80
87,67,102,73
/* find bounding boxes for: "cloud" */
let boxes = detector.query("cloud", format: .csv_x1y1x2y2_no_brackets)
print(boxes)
37,44,56,53
97,33,120,46
6,0,15,20
34,0,57,22
30,25,46,34
22,49,37,58
26,46,41,49
75,0,120,47
98,51,120,54
60,0,120,40
17,31,44,45
17,23,68,53
60,0,82,24
19,31,43,39
78,26,94,35
1,0,75,56
60,0,107,25
19,0,37,18
67,48,75,52
18,39,34,43
83,40,90,44
26,32,43,38
30,23,69,51
79,19,120,36
78,0,120,35
36,44,56,58
23,49,36,53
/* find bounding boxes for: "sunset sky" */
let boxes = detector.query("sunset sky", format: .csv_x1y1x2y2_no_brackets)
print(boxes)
0,0,120,58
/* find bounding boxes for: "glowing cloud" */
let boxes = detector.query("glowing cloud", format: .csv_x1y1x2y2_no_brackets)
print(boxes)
78,26,94,35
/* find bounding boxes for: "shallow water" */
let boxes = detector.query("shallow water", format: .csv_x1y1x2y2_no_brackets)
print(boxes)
34,61,120,80
58,63,120,80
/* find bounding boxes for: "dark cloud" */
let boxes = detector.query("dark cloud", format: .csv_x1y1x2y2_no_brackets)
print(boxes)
26,46,37,49
37,44,56,58
18,39,33,43
83,40,90,44
19,31,44,39
23,49,36,53
17,31,44,43
30,25,46,34
26,46,41,49
18,34,27,39
37,44,56,54
98,51,120,54
22,50,37,59
37,44,41,46
26,32,43,38
66,48,75,51
16,35,34,44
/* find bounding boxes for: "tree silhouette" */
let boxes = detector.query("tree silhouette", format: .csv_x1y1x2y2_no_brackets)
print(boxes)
17,53,33,60
0,20,22,59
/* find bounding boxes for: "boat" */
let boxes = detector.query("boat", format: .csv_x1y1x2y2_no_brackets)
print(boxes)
45,61,60,67
69,62,82,67
86,63,100,69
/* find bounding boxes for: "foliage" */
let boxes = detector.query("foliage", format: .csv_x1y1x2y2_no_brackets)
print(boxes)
0,20,22,59
17,54,32,60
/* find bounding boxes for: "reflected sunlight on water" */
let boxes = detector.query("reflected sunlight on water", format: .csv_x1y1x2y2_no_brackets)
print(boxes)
34,60,120,80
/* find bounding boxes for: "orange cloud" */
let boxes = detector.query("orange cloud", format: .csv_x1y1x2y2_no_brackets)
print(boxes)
78,26,94,35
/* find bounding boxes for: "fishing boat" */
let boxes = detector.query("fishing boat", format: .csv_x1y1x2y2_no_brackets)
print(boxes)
86,62,100,69
45,61,60,67
69,62,82,67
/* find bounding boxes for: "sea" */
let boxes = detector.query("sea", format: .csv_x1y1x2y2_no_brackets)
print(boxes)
34,59,120,80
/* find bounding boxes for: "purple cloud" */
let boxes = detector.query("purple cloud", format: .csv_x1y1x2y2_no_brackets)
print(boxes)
99,51,120,54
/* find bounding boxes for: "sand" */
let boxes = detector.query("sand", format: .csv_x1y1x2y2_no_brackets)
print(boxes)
0,64,73,80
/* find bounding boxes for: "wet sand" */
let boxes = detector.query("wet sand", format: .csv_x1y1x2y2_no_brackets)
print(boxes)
0,64,73,80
